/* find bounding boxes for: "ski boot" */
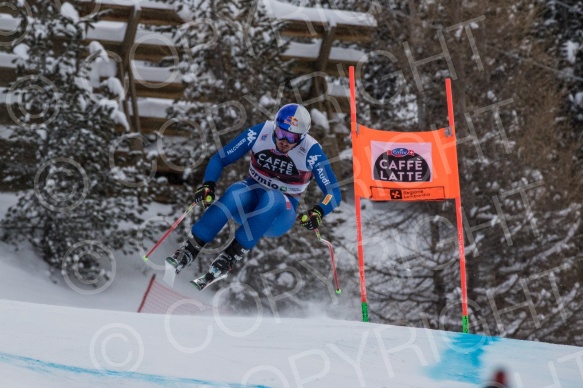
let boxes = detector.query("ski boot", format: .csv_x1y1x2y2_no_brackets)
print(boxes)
191,240,249,290
166,233,206,274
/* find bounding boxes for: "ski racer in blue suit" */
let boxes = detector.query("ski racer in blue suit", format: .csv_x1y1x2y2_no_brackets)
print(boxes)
167,104,342,285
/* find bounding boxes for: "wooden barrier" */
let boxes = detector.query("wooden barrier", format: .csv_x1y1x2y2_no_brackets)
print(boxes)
0,0,375,178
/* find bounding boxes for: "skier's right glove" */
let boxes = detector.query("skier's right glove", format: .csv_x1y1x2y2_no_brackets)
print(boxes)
194,181,216,209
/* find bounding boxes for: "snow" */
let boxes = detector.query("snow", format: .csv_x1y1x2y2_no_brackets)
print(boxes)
60,2,80,22
86,21,176,45
0,53,18,69
134,98,172,118
2,295,583,387
283,41,367,63
47,0,378,28
76,0,177,11
326,82,349,98
562,40,580,64
12,44,29,61
1,193,583,387
85,21,126,42
0,14,19,33
104,77,125,99
131,62,181,84
262,0,377,28
310,108,329,130
99,99,130,130
88,41,110,63
0,120,13,139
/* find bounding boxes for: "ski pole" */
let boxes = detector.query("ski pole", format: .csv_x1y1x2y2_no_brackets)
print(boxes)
142,201,197,262
314,228,341,295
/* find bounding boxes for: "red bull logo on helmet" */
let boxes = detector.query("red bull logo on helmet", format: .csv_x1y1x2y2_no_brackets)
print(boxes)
284,116,299,127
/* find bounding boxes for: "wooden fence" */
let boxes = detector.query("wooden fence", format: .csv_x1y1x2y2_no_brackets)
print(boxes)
0,0,375,178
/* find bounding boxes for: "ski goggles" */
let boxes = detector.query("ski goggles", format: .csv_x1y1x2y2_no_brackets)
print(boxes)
274,126,302,144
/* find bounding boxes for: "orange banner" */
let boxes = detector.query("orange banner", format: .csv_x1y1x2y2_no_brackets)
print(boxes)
350,69,468,330
352,125,460,201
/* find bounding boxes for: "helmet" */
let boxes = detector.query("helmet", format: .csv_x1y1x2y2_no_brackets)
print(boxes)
275,104,311,137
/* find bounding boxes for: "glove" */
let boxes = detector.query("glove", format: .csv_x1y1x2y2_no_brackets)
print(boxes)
298,205,324,230
194,181,216,209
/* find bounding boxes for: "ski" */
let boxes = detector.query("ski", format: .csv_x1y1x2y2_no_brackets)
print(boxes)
190,272,227,291
163,256,188,287
163,261,177,286
165,256,188,274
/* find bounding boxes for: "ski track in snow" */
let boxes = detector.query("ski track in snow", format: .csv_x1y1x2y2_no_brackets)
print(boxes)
0,352,268,388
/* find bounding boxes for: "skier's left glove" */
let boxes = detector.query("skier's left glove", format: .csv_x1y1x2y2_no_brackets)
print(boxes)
298,206,324,230
194,181,216,209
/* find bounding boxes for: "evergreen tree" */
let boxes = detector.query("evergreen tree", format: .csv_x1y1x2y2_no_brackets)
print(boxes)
340,0,583,344
1,2,146,284
446,0,582,343
540,1,583,158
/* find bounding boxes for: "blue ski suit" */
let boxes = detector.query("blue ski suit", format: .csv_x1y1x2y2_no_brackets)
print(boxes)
191,120,342,250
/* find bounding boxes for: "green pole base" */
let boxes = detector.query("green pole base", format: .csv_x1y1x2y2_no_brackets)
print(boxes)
362,302,369,322
462,315,469,333
335,289,342,295
142,256,149,262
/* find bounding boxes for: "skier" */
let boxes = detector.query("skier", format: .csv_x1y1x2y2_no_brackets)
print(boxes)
166,103,342,289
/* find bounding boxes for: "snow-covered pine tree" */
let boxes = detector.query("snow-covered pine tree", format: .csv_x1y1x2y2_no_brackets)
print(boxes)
442,0,583,344
425,1,582,342
540,1,583,147
1,2,147,284
338,0,583,343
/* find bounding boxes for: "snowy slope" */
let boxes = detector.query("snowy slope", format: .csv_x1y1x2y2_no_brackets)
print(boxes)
0,193,213,312
2,193,583,387
1,299,583,388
